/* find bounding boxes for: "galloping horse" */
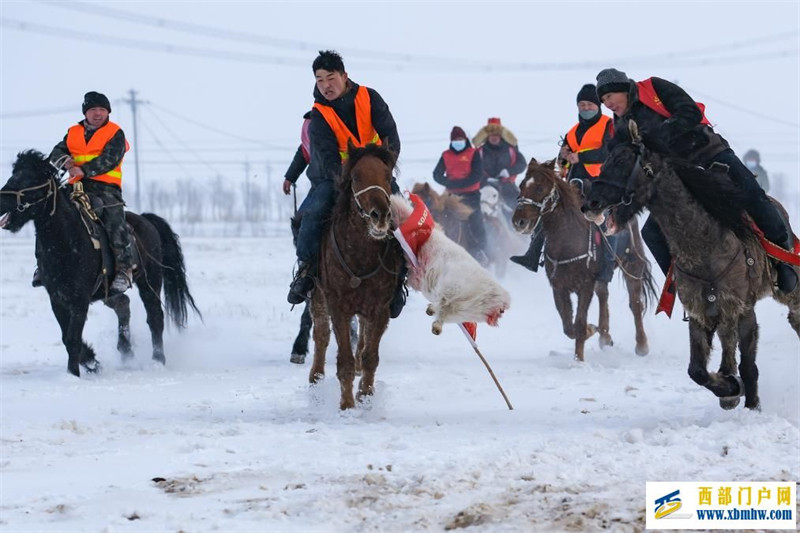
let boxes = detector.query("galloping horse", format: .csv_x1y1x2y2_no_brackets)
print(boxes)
0,150,201,376
308,143,405,409
582,121,800,410
513,157,655,361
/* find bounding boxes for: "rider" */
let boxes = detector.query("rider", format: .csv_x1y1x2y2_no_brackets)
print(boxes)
511,84,616,276
472,117,527,211
45,91,134,294
742,149,770,194
287,50,407,317
432,126,489,264
595,68,797,294
282,110,312,197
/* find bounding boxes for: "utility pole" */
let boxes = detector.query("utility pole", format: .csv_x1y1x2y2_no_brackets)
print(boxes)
122,89,146,212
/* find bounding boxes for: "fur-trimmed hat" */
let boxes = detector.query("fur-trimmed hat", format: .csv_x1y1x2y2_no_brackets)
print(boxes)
472,117,518,147
450,126,467,141
576,84,600,106
595,68,632,100
82,91,111,114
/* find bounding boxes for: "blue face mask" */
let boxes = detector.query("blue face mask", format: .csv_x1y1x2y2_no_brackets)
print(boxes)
451,140,467,151
745,160,758,170
579,109,599,120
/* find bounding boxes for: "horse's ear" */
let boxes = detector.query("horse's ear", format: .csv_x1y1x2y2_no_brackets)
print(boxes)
628,119,642,144
544,158,556,171
346,138,357,156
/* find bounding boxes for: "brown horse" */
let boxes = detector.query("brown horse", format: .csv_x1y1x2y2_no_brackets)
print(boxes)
512,158,655,361
583,121,800,410
309,143,405,409
411,182,473,247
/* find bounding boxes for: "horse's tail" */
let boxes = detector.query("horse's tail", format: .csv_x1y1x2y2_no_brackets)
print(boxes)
630,222,658,312
141,212,202,328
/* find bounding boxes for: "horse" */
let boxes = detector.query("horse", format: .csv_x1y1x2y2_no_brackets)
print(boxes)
410,182,473,249
582,121,800,410
308,143,405,410
480,184,522,278
0,150,201,377
512,157,655,361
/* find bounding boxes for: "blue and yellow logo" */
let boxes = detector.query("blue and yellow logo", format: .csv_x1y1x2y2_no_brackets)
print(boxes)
655,489,683,519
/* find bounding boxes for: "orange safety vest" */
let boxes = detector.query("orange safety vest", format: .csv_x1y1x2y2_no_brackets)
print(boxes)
636,78,711,126
312,86,381,162
565,114,612,177
66,121,128,188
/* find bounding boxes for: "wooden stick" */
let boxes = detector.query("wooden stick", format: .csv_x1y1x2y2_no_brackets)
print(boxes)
459,324,513,410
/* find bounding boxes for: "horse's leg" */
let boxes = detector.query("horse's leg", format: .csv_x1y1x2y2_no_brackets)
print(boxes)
552,287,575,339
687,319,740,400
104,293,134,361
331,313,356,410
737,309,761,410
717,320,744,410
594,281,613,348
787,296,800,339
357,313,390,403
137,280,166,365
573,286,594,362
308,295,329,384
625,273,649,356
290,303,313,364
50,299,97,376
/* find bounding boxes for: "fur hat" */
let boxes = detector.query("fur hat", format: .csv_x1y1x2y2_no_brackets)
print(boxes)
450,126,467,141
82,91,111,114
472,117,518,147
576,83,600,106
595,68,632,100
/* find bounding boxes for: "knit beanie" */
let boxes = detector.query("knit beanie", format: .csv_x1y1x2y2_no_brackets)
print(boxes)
576,84,600,106
82,91,111,114
595,68,632,100
450,126,467,141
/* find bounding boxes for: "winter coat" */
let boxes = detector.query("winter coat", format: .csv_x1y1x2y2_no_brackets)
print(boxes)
307,80,400,185
611,77,729,166
477,139,526,182
433,142,483,194
49,119,127,189
563,113,614,181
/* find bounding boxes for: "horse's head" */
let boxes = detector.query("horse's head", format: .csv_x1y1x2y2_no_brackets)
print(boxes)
512,157,570,234
0,150,60,233
341,142,397,240
581,121,653,235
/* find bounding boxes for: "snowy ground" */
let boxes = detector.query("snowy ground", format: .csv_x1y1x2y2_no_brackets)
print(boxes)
0,225,797,533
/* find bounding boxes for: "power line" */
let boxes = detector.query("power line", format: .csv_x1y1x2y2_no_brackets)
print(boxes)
683,86,800,129
0,105,75,119
141,105,222,175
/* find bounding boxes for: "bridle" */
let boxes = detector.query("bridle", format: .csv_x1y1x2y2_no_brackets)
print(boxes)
516,182,560,233
352,181,391,220
591,143,653,208
0,177,58,216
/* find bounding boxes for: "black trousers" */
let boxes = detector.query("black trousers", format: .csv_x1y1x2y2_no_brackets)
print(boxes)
454,191,487,258
84,181,134,269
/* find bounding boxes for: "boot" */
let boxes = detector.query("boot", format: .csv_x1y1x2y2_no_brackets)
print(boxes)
775,262,797,294
110,268,133,293
32,266,42,288
287,261,314,305
389,265,408,319
510,232,544,272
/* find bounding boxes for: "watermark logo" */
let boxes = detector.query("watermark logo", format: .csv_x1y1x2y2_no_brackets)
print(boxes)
646,482,796,530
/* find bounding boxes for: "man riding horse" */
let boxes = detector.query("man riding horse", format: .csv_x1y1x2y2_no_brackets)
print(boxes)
38,91,134,294
287,50,407,318
511,84,616,282
595,68,797,295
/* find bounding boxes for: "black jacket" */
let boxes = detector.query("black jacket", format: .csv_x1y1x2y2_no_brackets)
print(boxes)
477,139,526,180
284,145,308,184
49,119,127,181
307,80,400,185
432,143,483,192
611,77,729,165
564,112,614,181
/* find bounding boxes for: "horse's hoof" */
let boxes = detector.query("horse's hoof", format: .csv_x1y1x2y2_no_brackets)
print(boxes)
340,397,355,410
82,360,101,374
635,343,649,356
599,334,613,349
152,353,166,365
290,352,306,364
719,396,740,410
425,305,435,316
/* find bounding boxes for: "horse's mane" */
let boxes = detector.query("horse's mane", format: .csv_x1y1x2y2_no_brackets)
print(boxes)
668,158,752,240
525,158,582,211
13,150,58,181
411,183,473,221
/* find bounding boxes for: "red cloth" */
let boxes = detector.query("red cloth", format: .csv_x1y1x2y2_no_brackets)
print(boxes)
398,193,435,258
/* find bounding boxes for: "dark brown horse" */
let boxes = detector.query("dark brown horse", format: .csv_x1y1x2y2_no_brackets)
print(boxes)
309,143,405,409
411,182,473,248
583,121,800,410
512,158,655,361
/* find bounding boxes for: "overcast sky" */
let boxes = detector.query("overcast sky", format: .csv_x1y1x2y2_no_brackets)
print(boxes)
1,0,798,210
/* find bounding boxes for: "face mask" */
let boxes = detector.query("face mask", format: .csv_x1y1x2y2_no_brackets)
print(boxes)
451,140,466,151
579,109,599,120
745,160,758,170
